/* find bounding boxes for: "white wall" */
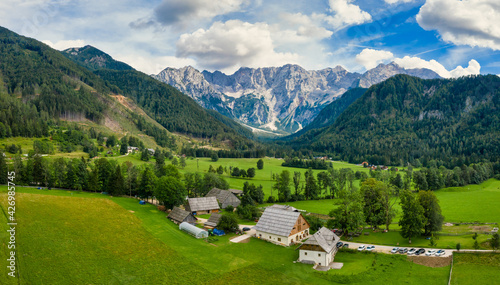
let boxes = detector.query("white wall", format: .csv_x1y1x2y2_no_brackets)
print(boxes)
299,250,329,266
255,229,309,246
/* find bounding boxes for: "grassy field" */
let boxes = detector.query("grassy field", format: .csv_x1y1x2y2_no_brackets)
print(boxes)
177,157,368,197
450,252,500,284
0,186,451,284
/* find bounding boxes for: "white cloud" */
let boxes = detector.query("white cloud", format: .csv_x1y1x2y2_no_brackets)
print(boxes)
385,0,415,4
176,20,299,73
42,39,86,50
278,13,333,41
417,0,500,50
322,0,372,29
114,54,197,75
394,56,481,78
132,0,248,29
355,48,481,78
355,48,394,69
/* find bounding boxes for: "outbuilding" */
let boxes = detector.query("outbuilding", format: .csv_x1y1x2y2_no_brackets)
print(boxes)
206,188,241,209
298,227,340,267
185,197,220,215
204,213,221,228
253,205,310,246
179,222,208,238
167,206,197,225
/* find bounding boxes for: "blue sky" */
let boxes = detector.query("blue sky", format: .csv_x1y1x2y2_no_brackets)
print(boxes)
1,0,499,76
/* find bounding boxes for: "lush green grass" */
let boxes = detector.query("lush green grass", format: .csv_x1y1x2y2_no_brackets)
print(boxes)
177,157,366,197
451,252,500,285
0,186,451,284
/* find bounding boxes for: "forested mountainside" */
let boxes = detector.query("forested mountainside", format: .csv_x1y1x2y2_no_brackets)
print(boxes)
61,43,257,149
0,26,113,138
289,74,500,168
94,69,256,150
288,87,368,139
63,45,134,71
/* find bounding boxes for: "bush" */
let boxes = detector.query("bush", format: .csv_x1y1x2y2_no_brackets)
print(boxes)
495,174,500,180
266,196,276,203
157,205,167,212
225,205,234,212
304,215,325,234
217,214,239,232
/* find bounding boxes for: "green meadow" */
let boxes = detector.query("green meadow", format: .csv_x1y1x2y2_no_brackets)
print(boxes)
0,187,450,284
450,253,500,285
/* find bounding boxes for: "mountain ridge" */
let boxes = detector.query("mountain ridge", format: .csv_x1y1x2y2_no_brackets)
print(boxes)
154,63,441,134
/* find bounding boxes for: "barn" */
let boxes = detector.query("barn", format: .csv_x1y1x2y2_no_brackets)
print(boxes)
185,197,220,215
167,206,197,225
298,227,340,267
206,188,241,209
253,205,310,246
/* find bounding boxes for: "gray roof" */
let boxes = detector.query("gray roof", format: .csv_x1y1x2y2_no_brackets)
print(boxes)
229,189,243,195
254,206,302,236
270,204,298,212
204,213,221,227
167,206,196,223
186,197,220,212
206,188,241,208
301,227,340,253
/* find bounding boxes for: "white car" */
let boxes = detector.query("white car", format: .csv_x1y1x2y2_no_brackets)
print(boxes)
425,249,436,256
408,248,416,255
366,245,375,251
436,249,445,256
391,247,399,254
358,245,366,251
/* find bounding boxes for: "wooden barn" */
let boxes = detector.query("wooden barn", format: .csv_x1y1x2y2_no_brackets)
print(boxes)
185,197,220,215
254,205,310,246
167,206,197,225
206,188,241,209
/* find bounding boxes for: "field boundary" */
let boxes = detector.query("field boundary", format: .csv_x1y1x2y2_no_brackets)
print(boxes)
448,252,454,285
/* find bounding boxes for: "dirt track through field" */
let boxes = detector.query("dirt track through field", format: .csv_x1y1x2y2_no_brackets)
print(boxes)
408,256,452,267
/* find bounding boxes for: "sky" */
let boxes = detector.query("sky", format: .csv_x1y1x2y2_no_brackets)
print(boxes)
1,0,499,77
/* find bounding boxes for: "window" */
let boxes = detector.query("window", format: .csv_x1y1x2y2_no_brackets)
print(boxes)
318,254,321,257
305,252,307,256
269,236,271,239
278,238,281,242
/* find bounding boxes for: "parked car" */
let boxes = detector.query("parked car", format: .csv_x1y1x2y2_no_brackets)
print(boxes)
366,245,375,251
336,241,344,248
391,247,399,254
242,227,251,231
343,243,349,248
425,249,436,256
358,245,366,251
436,250,445,256
408,248,416,255
416,248,425,255
399,248,408,254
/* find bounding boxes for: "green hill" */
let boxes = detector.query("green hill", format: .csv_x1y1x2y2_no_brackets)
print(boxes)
291,74,500,168
62,45,134,71
286,87,367,140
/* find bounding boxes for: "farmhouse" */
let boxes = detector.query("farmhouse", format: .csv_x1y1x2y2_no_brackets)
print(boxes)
254,205,310,246
204,213,221,228
167,206,197,225
185,197,220,215
206,188,241,209
298,227,340,267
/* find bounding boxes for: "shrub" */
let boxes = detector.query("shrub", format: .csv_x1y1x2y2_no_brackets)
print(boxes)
157,205,167,212
266,196,276,203
225,205,234,212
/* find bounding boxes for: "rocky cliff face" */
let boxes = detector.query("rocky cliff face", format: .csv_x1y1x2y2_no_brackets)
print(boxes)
154,63,440,134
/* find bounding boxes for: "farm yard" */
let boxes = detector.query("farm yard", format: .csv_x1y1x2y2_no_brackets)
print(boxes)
1,186,453,285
